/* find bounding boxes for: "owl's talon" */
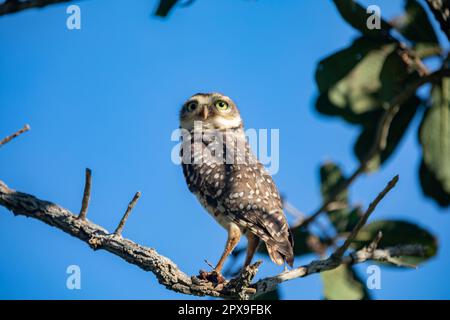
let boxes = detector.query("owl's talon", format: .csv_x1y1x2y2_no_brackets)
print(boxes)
198,270,226,284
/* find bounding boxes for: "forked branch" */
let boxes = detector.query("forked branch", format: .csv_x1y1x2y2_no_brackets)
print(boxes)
0,174,424,299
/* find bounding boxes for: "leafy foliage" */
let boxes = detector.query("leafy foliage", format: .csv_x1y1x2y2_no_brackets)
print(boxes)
321,265,370,300
316,38,397,124
353,96,420,170
315,38,424,170
291,227,315,256
320,161,439,260
317,0,450,205
319,161,438,298
419,78,450,206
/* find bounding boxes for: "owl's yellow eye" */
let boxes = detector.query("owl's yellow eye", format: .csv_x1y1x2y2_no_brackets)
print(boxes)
215,100,230,111
186,101,198,112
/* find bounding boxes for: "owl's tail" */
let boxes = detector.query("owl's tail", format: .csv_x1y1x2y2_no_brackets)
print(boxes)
265,240,294,268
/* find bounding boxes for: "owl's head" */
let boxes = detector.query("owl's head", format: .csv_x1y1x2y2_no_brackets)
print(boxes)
180,93,243,131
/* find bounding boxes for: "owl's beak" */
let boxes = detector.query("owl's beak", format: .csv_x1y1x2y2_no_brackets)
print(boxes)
201,105,209,120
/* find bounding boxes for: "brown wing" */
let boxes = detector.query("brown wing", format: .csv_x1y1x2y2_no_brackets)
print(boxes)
225,161,294,266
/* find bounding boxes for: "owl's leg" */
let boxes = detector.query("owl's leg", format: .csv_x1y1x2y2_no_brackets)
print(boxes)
243,233,261,267
214,224,241,273
199,224,241,283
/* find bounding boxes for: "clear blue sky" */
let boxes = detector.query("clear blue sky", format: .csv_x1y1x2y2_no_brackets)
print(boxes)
0,0,449,299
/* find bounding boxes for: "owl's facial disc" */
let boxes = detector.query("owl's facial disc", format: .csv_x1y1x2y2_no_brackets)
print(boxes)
180,93,243,131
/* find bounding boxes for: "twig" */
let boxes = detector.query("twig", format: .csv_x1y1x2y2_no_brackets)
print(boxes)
383,256,418,269
398,45,430,76
114,191,141,236
299,68,450,227
351,243,422,269
332,175,399,259
77,168,92,220
367,230,383,254
0,124,30,147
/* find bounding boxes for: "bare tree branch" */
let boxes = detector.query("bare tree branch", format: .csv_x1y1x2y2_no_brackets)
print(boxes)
0,175,425,299
0,179,222,298
0,99,429,300
0,124,30,147
0,0,74,16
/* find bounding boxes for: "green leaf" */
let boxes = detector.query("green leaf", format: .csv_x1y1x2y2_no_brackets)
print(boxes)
353,220,438,265
316,38,388,94
395,0,441,57
155,0,179,17
319,162,361,233
329,207,362,234
315,39,401,124
419,160,450,207
351,48,421,171
419,78,450,207
354,95,421,171
291,227,314,256
332,0,391,38
379,49,419,102
321,265,370,300
320,162,349,203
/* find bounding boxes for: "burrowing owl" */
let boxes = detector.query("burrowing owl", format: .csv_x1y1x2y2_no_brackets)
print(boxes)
179,93,294,281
